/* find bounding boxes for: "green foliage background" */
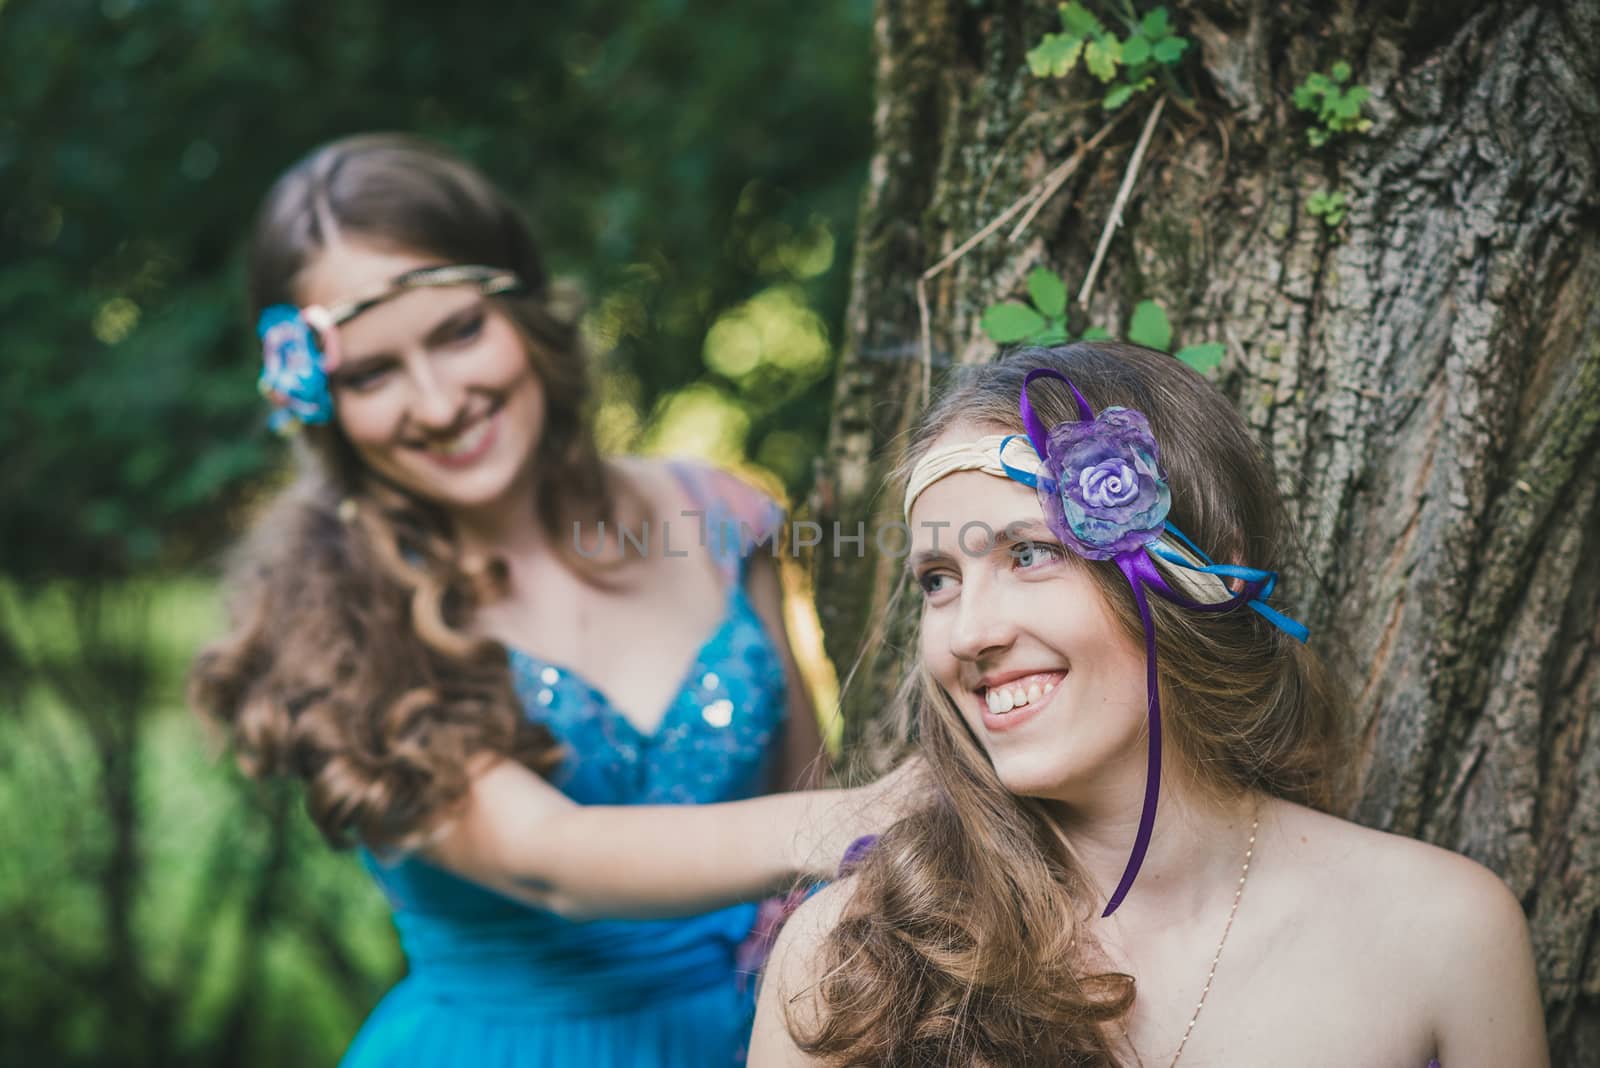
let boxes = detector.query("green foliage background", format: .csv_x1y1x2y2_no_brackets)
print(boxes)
0,1,873,1063
2,0,870,579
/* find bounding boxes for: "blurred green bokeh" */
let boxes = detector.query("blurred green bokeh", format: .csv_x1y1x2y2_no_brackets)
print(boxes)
1,0,870,579
0,0,872,1063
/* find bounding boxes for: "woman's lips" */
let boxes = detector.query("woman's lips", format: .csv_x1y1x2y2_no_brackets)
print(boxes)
418,412,498,470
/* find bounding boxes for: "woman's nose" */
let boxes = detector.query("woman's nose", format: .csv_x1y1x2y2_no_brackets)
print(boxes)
947,575,1017,662
406,357,462,430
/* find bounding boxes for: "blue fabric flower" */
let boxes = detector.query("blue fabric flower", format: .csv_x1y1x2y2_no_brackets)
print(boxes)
256,304,334,433
1036,406,1170,560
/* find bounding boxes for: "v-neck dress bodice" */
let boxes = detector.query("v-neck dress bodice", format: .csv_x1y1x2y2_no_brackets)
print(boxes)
343,461,790,1068
505,577,783,807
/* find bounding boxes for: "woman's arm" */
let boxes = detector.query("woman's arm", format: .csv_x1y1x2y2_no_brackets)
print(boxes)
422,755,917,922
744,552,829,791
1430,859,1549,1067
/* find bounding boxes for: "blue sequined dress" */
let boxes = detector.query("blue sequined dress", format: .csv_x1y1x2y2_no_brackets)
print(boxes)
341,462,789,1067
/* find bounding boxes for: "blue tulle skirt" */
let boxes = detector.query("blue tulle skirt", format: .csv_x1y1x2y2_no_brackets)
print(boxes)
341,971,752,1068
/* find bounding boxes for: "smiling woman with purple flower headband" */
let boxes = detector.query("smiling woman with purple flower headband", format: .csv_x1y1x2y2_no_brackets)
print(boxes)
750,343,1547,1067
187,133,925,1068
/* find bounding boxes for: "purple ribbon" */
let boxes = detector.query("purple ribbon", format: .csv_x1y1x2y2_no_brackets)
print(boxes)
1109,551,1164,916
1101,546,1275,915
1009,368,1306,917
1021,367,1094,445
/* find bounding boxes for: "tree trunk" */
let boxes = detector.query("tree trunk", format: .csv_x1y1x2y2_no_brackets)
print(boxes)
812,0,1600,1059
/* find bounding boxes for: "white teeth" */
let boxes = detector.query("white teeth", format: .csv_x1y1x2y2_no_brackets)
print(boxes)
431,419,490,457
981,673,1062,716
985,686,1028,714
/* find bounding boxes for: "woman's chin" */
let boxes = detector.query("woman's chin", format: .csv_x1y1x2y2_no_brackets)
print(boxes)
991,756,1080,802
395,457,526,516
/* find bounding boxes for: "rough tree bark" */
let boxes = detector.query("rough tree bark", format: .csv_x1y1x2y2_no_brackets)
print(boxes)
810,0,1600,1060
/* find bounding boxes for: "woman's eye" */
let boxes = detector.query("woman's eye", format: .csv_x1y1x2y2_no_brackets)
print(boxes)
339,365,394,392
1012,541,1064,570
916,571,954,597
448,312,484,345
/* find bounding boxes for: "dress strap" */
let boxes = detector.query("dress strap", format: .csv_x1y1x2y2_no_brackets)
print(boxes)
667,460,785,587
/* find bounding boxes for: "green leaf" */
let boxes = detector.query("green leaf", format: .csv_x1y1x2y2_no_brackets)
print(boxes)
1102,82,1136,110
1033,324,1071,346
1292,84,1317,110
1127,299,1172,351
1175,342,1225,374
1121,34,1152,66
1139,8,1171,39
1307,189,1347,226
1026,267,1068,318
1331,60,1352,83
1026,43,1050,78
1080,326,1112,340
1027,33,1085,78
1151,36,1187,64
1083,37,1122,81
1333,93,1365,120
1307,127,1329,148
1059,2,1104,37
981,302,1049,343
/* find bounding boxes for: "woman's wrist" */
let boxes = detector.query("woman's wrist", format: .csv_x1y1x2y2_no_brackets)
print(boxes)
774,759,923,881
775,786,848,879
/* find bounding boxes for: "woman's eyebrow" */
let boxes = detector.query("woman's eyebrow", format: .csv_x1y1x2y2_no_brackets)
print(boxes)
907,516,1051,569
327,350,394,382
994,519,1055,546
908,547,953,572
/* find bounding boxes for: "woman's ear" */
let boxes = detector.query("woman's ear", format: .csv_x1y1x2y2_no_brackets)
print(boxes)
1219,536,1249,595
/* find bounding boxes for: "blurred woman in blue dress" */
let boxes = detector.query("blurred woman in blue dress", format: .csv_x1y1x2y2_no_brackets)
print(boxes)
191,133,855,1067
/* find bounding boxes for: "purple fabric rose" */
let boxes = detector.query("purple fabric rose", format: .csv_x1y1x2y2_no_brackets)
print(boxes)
1035,406,1170,560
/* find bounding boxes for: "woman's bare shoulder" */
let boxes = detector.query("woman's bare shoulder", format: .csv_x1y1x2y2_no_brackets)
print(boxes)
769,878,859,979
1264,799,1530,981
749,880,860,1066
1268,799,1518,908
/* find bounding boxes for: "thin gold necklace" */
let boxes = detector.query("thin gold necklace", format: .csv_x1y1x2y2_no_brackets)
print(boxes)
1119,802,1260,1068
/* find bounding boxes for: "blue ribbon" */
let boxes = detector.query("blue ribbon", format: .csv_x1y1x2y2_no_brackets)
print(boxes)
1148,524,1309,643
996,433,1059,495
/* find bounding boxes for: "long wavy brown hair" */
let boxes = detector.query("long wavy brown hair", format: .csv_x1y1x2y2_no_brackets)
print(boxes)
190,134,635,852
794,343,1353,1065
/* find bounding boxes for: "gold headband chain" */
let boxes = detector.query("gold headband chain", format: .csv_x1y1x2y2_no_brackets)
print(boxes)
327,265,523,327
903,436,1231,605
